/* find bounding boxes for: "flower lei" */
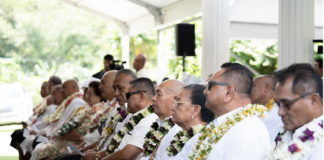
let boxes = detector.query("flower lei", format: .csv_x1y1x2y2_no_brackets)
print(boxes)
264,119,323,160
166,124,205,157
48,92,83,123
55,102,105,137
75,102,105,122
105,106,154,155
187,104,267,160
94,106,129,152
89,98,118,131
142,118,176,157
265,98,274,111
34,96,49,115
100,107,128,138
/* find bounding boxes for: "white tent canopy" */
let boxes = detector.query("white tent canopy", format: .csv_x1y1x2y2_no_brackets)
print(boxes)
60,0,323,39
60,0,323,82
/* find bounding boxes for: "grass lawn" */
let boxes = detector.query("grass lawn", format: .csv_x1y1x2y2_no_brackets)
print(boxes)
0,156,18,160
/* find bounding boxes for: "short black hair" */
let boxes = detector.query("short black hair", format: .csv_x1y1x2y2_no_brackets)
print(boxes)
104,54,114,61
48,75,62,85
315,59,323,68
183,84,214,123
115,69,137,80
220,63,253,97
274,63,323,103
89,81,106,102
129,78,155,98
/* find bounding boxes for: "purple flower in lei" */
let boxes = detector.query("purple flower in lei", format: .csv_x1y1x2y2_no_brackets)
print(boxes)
288,144,299,153
119,110,127,119
319,120,323,129
298,128,314,142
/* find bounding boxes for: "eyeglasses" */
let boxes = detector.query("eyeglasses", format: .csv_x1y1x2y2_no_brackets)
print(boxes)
208,80,235,91
173,99,191,107
275,92,314,109
86,92,94,97
126,91,146,100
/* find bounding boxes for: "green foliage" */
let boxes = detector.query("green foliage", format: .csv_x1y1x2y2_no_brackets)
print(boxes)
230,40,278,77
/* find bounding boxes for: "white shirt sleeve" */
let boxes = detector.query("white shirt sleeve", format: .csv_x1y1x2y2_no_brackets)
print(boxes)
206,117,271,160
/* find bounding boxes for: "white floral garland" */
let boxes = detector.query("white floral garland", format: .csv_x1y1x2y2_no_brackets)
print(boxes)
90,98,118,129
142,117,176,157
105,105,154,155
264,119,323,160
34,96,49,115
187,104,268,160
100,107,127,138
166,124,205,157
75,102,105,122
48,92,83,123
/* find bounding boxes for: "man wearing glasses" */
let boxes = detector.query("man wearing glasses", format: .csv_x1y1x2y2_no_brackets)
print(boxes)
265,63,323,159
197,63,271,160
100,78,158,160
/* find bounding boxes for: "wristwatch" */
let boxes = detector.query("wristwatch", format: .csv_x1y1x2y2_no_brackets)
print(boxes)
95,152,101,160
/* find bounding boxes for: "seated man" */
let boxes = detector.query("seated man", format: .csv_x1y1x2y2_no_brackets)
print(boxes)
20,85,63,159
11,76,62,160
251,75,283,142
264,63,323,160
186,63,271,160
140,80,184,160
55,69,136,160
99,78,158,160
31,79,85,160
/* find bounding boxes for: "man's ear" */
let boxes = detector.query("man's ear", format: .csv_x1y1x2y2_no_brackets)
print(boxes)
224,85,235,102
311,93,321,107
264,83,271,93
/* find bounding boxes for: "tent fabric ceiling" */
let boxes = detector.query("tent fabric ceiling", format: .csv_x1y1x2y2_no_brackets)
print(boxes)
60,0,323,38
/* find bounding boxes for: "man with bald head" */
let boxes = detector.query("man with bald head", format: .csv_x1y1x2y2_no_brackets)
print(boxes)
133,54,148,78
251,75,283,142
140,79,184,160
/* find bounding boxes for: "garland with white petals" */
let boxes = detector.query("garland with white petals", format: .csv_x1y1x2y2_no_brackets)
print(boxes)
48,92,83,123
166,124,205,157
187,104,268,160
263,119,323,160
142,118,175,157
106,106,154,155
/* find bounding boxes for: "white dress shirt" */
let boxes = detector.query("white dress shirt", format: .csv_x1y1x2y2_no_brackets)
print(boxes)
262,102,284,142
136,68,148,78
20,104,56,154
31,98,85,160
206,107,271,160
141,117,182,160
281,115,323,160
115,107,158,160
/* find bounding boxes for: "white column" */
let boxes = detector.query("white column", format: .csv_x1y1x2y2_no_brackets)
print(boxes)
121,34,130,69
201,0,230,79
157,30,164,84
278,0,315,69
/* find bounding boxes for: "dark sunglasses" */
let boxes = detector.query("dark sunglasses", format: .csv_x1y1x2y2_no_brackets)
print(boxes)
275,92,314,109
126,91,146,100
208,80,233,90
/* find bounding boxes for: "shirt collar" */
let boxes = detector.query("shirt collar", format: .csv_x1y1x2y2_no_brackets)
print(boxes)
213,107,244,126
133,106,150,116
157,116,172,126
